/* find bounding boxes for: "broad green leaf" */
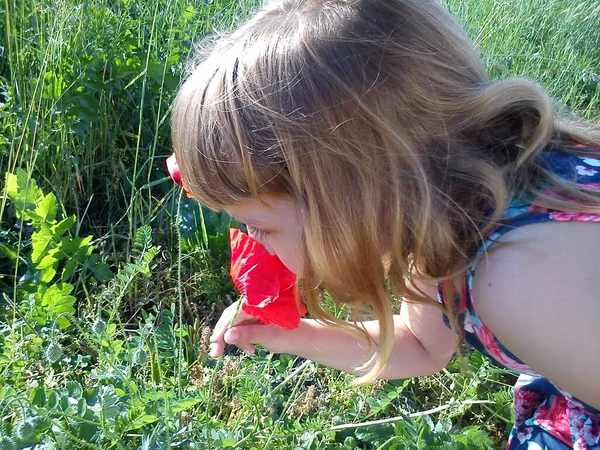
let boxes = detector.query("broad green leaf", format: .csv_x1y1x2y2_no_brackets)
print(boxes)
93,263,112,281
355,423,395,444
31,224,54,263
47,391,60,409
58,235,93,256
61,257,78,281
30,386,47,407
51,216,76,237
35,193,58,223
36,252,58,270
4,172,18,198
38,266,57,284
4,170,44,217
41,283,76,327
66,381,83,399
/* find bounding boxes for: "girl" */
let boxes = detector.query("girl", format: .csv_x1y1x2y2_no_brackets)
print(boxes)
171,0,600,447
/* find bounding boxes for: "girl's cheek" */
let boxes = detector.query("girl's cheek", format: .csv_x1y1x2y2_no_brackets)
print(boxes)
276,248,303,277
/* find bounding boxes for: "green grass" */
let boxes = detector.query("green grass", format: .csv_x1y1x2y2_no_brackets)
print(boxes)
445,0,600,120
0,0,598,448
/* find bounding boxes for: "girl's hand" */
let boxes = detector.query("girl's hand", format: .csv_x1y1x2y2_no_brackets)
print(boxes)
209,300,260,357
209,299,305,358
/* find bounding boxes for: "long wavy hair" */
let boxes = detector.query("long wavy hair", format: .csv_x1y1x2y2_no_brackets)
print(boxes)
172,0,600,383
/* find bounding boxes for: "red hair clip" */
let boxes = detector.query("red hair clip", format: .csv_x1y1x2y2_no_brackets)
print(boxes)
229,228,307,330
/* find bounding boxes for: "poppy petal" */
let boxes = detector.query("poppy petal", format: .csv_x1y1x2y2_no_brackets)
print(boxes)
229,228,307,330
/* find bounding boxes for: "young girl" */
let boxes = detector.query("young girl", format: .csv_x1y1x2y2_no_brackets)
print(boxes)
170,0,600,447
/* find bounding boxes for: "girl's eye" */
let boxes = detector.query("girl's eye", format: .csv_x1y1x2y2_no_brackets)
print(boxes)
247,226,270,240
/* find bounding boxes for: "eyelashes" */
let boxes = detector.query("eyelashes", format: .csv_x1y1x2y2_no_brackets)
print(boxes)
247,226,270,240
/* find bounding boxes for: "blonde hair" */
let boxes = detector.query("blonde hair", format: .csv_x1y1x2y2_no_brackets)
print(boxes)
172,0,600,383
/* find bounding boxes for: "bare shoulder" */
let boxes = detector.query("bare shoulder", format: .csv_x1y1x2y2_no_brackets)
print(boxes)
472,220,600,409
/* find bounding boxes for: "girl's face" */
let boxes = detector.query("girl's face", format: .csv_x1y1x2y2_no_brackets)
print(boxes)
226,196,304,276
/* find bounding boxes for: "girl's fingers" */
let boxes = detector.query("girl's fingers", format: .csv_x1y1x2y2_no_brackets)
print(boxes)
209,341,224,358
208,332,255,358
210,302,239,343
224,324,284,354
239,343,256,356
209,301,261,357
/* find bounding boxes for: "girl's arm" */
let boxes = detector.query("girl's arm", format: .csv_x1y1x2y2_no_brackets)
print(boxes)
290,303,456,378
211,297,458,379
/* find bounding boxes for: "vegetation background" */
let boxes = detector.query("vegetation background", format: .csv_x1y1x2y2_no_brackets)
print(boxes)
0,0,598,448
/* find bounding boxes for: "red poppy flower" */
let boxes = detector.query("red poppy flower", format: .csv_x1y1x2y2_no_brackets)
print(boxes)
166,153,194,198
229,228,307,330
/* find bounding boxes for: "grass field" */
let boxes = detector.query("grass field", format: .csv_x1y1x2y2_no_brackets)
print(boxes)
0,0,598,448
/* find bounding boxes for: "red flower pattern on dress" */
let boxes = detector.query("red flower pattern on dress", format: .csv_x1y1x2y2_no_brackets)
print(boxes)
470,323,532,373
567,401,600,450
534,396,573,446
514,389,543,427
549,211,600,222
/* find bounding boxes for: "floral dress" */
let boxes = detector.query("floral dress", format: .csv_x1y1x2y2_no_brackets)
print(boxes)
437,149,600,449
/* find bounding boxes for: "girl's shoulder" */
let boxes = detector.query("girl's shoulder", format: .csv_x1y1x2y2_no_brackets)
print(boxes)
437,145,600,413
471,219,600,411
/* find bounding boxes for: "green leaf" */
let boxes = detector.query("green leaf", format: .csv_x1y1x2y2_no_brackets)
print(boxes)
51,216,76,237
56,316,71,330
66,381,83,399
38,266,57,284
93,263,112,281
4,172,17,198
58,235,93,256
95,385,122,421
77,398,88,417
40,283,76,328
126,414,159,430
4,170,44,218
31,224,54,263
61,257,78,281
171,397,204,414
117,273,130,283
355,424,395,445
35,193,58,223
36,251,58,270
29,387,47,407
0,243,19,263
133,225,153,254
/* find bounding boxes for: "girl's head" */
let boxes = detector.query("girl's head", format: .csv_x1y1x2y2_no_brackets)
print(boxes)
172,0,598,381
